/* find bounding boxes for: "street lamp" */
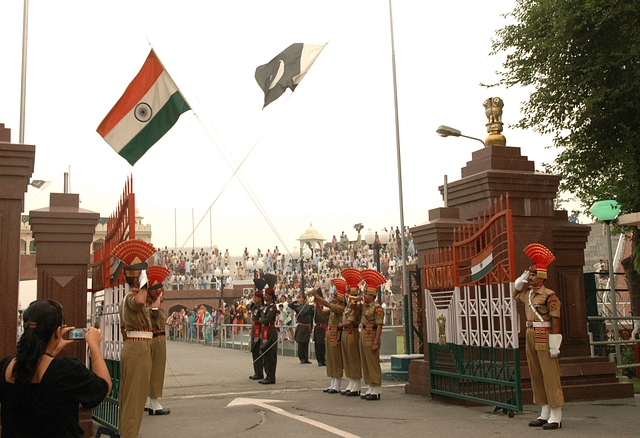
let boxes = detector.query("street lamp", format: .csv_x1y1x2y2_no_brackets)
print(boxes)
256,258,264,275
292,246,312,292
214,265,231,306
245,259,253,279
589,199,622,372
436,125,486,147
364,228,389,303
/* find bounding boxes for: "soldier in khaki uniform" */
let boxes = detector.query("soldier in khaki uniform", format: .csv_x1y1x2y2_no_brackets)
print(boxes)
312,279,346,393
146,266,171,415
513,243,564,430
112,240,158,438
359,269,386,400
340,269,363,396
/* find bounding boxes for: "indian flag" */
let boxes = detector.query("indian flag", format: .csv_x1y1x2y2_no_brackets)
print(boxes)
470,245,494,282
97,50,190,166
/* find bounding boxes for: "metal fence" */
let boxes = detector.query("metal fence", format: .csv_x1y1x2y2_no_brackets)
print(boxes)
166,322,404,357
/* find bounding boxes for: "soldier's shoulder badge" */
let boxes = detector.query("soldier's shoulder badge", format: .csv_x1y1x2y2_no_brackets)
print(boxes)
375,308,384,315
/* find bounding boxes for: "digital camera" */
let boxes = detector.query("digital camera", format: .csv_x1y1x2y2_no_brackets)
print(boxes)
69,328,86,340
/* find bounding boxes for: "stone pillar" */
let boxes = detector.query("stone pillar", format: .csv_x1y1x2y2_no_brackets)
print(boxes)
407,144,633,401
0,124,35,359
29,193,99,436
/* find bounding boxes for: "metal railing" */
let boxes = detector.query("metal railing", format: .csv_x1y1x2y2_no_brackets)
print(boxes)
165,322,405,357
587,315,640,373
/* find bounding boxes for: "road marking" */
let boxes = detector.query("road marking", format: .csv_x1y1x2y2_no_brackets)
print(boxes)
227,397,362,438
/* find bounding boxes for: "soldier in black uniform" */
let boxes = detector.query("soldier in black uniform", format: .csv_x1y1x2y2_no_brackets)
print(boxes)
259,274,278,384
289,292,315,364
249,277,266,380
313,288,328,366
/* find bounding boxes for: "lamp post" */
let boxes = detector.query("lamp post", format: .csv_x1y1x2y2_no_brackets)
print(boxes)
436,125,486,147
245,259,253,279
256,258,264,276
364,228,389,303
589,199,622,371
214,266,231,306
292,246,312,292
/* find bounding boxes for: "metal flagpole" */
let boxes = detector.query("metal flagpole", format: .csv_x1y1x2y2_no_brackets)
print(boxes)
174,208,177,247
19,0,29,143
192,208,195,247
388,0,412,353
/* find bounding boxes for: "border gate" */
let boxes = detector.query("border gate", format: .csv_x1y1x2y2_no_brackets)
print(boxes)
91,178,136,431
423,196,522,412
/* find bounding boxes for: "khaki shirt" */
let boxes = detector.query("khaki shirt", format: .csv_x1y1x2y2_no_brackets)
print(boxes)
514,285,561,322
361,301,384,326
120,292,152,331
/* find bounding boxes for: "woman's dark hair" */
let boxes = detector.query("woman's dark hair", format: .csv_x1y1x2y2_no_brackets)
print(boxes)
13,300,64,386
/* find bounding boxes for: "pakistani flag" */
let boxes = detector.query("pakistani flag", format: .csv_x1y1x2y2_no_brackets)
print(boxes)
470,246,494,282
97,50,190,166
255,43,325,108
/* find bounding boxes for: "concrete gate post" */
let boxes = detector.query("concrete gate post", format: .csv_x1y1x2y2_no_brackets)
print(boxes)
0,124,35,360
29,193,99,436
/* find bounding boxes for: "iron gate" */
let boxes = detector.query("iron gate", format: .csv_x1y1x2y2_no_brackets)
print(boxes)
423,196,521,412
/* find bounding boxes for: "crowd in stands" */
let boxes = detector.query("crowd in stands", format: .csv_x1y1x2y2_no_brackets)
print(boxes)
155,226,416,295
161,226,416,339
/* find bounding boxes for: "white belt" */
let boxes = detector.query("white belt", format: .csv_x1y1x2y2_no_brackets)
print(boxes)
127,331,153,339
526,321,551,328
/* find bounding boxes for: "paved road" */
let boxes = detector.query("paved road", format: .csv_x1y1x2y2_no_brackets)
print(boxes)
130,340,640,438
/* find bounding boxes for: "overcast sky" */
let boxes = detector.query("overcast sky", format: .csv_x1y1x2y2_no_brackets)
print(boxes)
1,0,570,258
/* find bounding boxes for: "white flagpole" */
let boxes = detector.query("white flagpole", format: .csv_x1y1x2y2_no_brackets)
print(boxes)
388,0,411,353
19,0,29,143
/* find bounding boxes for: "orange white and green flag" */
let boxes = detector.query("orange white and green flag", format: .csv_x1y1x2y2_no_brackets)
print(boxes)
470,245,494,282
97,50,190,166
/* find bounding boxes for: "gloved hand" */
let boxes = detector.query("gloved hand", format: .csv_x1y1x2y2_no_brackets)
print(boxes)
514,270,530,291
548,334,562,358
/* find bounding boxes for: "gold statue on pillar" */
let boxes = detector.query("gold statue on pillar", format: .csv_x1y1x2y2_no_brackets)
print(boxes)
483,97,506,147
437,313,447,346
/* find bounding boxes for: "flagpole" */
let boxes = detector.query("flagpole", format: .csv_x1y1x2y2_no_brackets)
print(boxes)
174,208,177,247
19,0,30,143
388,0,412,354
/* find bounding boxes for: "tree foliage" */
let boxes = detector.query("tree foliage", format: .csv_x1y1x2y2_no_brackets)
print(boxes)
490,0,640,314
490,0,640,212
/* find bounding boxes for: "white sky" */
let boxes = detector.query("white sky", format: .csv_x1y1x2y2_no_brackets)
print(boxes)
1,0,573,258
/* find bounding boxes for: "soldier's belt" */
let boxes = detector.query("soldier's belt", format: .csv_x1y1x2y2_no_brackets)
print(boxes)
316,323,328,327
127,330,153,339
526,321,551,328
152,331,166,337
361,324,377,330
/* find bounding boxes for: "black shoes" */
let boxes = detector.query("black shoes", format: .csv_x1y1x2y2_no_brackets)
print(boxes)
323,388,331,393
249,375,264,380
327,389,339,394
365,394,380,401
149,408,171,415
346,390,360,397
300,360,311,364
543,422,562,430
258,379,275,384
528,418,548,427
318,362,326,366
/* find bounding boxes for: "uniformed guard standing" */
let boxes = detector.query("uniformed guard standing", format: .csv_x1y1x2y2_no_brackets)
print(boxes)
249,277,266,380
146,266,171,416
513,243,564,430
112,240,157,438
359,269,386,400
259,274,279,384
340,268,363,396
288,292,314,364
313,288,329,366
312,279,346,393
